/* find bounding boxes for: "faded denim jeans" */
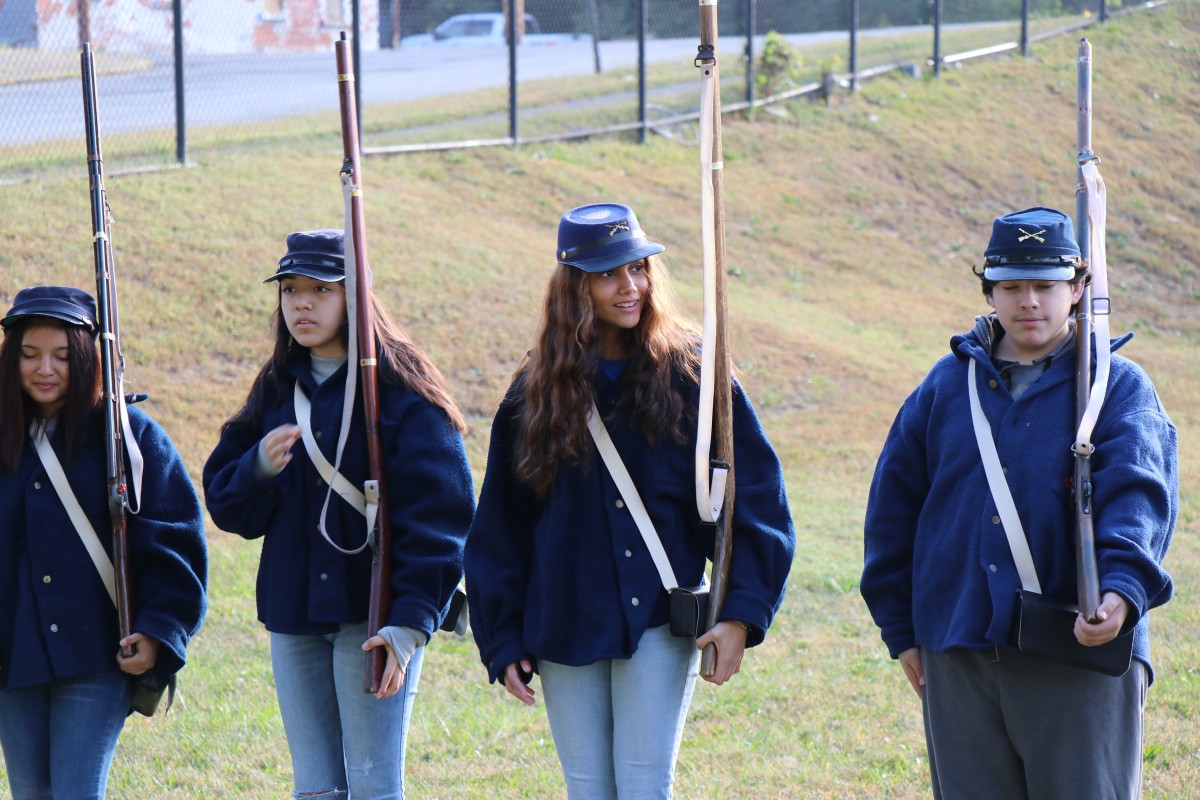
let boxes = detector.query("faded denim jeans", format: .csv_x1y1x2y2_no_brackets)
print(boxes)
539,624,700,800
0,670,132,800
271,622,424,799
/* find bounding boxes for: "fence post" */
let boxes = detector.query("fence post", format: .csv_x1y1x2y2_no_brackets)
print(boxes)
507,0,518,142
745,0,756,106
932,0,942,76
77,0,90,47
849,0,859,92
380,0,397,48
1020,0,1030,57
173,0,186,165
1100,0,1108,23
637,0,647,144
588,0,601,74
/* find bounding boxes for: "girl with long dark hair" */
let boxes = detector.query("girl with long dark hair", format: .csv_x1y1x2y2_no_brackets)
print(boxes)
465,203,795,798
203,230,474,799
0,285,208,799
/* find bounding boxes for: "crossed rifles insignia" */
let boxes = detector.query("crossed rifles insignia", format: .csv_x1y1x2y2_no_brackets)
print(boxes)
605,221,631,236
1018,227,1046,243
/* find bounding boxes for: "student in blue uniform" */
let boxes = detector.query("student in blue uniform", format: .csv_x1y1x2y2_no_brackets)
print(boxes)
203,230,474,799
465,203,795,799
862,207,1177,800
0,285,208,800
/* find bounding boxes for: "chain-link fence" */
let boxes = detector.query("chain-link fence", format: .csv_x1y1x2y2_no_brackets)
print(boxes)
0,0,1166,184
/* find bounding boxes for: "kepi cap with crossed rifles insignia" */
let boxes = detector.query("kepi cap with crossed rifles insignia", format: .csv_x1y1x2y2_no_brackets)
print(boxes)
556,203,665,274
982,206,1081,281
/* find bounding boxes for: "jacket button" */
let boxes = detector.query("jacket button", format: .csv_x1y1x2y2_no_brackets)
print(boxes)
315,431,323,440
988,379,998,389
316,478,324,487
50,624,59,633
33,481,41,490
631,597,640,606
320,573,328,581
42,575,51,584
625,549,632,558
989,564,998,573
992,516,1001,524
615,499,625,509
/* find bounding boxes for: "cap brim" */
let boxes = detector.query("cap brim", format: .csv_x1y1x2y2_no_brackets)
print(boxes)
264,265,346,283
0,306,94,331
563,241,665,274
983,264,1076,281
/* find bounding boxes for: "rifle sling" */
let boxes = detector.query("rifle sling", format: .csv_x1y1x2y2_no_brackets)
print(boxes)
293,382,375,556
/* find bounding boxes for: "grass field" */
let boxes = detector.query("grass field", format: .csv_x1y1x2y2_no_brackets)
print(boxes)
1,2,1198,798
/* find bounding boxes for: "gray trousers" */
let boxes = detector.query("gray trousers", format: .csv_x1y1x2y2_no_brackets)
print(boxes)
921,647,1148,800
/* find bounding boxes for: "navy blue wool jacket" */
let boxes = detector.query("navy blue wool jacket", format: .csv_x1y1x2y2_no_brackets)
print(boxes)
0,406,208,690
203,358,474,638
465,367,795,684
862,327,1176,679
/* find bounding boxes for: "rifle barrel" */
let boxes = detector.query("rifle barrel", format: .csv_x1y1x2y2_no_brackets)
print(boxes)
81,43,134,657
1073,38,1102,620
697,2,736,679
335,34,392,694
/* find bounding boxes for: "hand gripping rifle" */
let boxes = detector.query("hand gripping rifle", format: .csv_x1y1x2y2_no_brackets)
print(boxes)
334,33,392,694
1072,38,1112,622
694,0,736,679
82,43,139,658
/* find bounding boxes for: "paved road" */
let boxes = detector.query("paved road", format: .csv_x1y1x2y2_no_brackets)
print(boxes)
0,32,857,146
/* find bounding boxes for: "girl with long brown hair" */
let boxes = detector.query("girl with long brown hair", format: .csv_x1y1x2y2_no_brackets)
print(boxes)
465,203,795,798
203,230,474,799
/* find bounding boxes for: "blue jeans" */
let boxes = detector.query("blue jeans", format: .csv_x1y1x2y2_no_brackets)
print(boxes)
539,624,700,800
271,622,424,799
0,671,132,800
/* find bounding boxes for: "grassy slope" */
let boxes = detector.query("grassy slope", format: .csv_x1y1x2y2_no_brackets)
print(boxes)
1,4,1198,797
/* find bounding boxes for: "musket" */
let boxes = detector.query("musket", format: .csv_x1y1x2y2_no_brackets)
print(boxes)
334,33,392,694
1072,38,1102,621
695,0,736,678
81,43,135,658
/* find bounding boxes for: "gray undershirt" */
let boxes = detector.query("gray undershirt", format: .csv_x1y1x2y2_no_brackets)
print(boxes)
993,331,1076,400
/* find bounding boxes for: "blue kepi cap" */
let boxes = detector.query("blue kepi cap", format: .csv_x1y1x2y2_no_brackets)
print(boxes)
982,207,1081,281
265,229,346,283
557,203,665,273
1,285,98,332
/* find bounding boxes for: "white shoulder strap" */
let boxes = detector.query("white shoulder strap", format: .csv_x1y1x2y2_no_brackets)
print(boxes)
587,402,679,591
1074,161,1112,457
967,360,1042,594
293,382,376,555
694,60,727,525
29,422,118,607
118,391,143,515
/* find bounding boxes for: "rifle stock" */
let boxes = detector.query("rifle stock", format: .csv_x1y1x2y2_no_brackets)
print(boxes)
1073,38,1102,621
696,2,736,679
334,34,392,694
81,44,135,658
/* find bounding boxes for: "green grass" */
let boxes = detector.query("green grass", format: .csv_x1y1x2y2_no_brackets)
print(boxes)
2,2,1199,797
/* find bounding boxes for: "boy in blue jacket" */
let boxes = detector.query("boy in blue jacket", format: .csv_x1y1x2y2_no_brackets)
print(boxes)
862,207,1177,800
